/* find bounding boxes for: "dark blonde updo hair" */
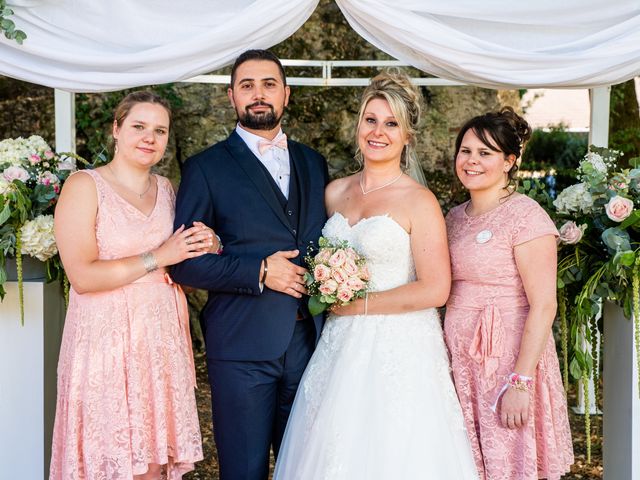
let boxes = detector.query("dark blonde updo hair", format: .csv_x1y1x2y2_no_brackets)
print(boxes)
355,70,423,169
113,91,172,128
454,106,531,189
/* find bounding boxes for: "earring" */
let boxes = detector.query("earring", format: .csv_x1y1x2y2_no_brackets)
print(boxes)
114,139,119,154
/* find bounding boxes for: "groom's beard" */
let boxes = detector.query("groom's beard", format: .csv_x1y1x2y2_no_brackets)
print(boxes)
237,101,284,130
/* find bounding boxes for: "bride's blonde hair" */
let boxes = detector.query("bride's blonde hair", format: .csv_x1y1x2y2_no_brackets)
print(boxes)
354,70,423,170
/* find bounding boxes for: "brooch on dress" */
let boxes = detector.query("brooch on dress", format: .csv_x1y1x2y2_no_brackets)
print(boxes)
475,230,493,244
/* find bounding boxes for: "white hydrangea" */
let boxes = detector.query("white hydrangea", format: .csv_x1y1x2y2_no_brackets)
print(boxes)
553,182,594,214
20,214,58,261
0,135,53,167
0,177,10,195
582,152,608,174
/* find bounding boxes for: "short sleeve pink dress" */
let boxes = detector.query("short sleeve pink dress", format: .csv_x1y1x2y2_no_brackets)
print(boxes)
49,170,203,480
444,194,573,480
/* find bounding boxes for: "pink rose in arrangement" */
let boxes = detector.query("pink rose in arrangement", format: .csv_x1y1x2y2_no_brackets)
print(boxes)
343,258,359,276
319,279,338,295
304,237,370,316
3,165,30,183
332,268,348,284
315,249,332,263
314,264,331,282
346,276,365,292
358,265,370,281
336,286,354,303
558,221,586,245
328,249,347,268
29,154,41,165
605,195,634,222
44,150,55,160
39,171,60,187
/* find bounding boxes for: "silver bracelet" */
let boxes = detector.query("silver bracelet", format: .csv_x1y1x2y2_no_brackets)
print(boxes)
141,251,158,273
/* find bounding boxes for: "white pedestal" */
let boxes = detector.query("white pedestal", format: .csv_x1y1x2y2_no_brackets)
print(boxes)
603,301,640,480
0,281,65,480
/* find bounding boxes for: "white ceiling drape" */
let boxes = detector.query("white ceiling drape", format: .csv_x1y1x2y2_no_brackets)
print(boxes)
0,0,319,92
0,0,639,92
336,0,640,88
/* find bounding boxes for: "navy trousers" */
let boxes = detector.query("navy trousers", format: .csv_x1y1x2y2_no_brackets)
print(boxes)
207,317,316,480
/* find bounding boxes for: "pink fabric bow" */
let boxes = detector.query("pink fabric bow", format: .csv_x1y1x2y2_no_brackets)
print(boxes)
468,303,504,389
258,133,288,155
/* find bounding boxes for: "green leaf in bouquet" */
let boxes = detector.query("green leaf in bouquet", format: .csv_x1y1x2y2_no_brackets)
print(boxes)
308,295,327,317
613,250,636,267
620,210,640,229
303,272,314,285
602,227,631,252
557,278,565,289
569,358,583,380
0,203,10,226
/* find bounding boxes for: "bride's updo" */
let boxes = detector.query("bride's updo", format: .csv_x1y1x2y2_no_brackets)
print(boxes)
355,70,423,170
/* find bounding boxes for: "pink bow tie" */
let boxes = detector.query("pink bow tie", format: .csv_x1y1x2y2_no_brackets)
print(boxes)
258,133,288,155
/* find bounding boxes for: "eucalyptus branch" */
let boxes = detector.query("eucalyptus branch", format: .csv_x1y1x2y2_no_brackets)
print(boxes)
0,0,26,44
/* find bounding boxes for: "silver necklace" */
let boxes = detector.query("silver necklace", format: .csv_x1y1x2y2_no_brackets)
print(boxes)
107,164,152,199
359,171,403,195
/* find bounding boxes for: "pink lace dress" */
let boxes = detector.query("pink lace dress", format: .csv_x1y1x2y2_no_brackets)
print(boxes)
444,194,573,480
50,170,203,480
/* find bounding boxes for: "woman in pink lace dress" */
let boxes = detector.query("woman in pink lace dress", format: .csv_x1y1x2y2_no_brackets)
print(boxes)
50,92,218,479
444,107,573,480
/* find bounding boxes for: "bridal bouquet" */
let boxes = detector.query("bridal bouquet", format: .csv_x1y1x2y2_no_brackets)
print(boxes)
1,135,77,323
304,237,370,316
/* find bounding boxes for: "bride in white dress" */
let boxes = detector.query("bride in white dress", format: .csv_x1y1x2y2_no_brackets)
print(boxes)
273,72,478,480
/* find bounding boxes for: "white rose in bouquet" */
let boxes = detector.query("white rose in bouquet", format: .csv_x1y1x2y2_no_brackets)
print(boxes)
20,214,58,261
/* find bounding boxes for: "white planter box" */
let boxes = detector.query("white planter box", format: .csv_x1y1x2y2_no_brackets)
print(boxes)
603,301,640,480
0,280,65,480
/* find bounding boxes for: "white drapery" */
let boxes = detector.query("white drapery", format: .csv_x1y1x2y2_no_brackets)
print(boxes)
336,0,640,88
0,0,639,92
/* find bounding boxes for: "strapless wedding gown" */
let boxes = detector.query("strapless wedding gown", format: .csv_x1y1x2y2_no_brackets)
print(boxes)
273,213,478,480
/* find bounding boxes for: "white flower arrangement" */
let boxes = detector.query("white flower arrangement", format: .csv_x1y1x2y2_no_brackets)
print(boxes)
19,215,57,262
553,182,594,214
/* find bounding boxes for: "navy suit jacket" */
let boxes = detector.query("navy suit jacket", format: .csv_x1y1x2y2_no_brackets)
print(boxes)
171,131,329,361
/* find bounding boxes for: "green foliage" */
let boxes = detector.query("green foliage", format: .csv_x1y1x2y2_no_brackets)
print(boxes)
610,80,640,163
0,0,26,44
521,126,588,171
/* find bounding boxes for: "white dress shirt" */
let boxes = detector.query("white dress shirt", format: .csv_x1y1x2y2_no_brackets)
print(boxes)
235,124,290,199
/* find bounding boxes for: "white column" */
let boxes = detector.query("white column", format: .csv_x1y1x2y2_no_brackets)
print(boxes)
54,89,76,153
589,86,611,148
0,281,66,480
603,301,640,479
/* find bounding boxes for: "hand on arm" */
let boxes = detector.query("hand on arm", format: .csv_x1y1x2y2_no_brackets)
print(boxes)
55,173,209,294
499,234,558,428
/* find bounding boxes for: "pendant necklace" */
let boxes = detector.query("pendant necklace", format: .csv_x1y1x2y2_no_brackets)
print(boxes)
107,164,152,198
360,171,403,195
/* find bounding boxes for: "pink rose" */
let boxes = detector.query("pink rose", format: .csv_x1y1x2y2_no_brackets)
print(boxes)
558,221,586,245
343,258,358,276
605,195,634,222
331,268,348,284
328,249,347,268
358,265,370,281
38,171,59,187
3,166,30,183
336,286,354,303
344,247,358,261
314,264,331,282
346,276,364,292
29,154,41,164
44,150,55,159
319,279,338,295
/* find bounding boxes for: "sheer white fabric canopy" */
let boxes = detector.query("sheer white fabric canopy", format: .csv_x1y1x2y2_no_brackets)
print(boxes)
0,0,639,92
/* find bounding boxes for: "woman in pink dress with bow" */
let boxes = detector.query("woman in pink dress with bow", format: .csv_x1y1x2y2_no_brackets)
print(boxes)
444,107,574,480
50,92,219,479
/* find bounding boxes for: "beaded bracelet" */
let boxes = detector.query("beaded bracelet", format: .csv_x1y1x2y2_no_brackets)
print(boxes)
506,372,534,392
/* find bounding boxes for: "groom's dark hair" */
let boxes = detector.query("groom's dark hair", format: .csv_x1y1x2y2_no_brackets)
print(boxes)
230,49,287,88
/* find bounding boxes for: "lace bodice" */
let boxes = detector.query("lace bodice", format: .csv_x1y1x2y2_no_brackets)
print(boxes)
322,212,415,292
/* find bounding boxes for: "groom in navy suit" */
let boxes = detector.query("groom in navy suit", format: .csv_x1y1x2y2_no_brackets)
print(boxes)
171,50,328,479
